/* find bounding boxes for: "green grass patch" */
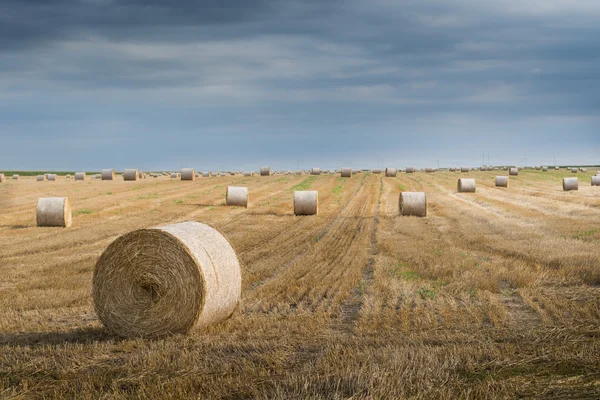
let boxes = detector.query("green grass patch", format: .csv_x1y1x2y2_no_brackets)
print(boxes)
138,193,159,199
292,176,317,191
567,228,599,241
74,209,93,216
398,183,408,191
174,199,184,205
417,287,435,300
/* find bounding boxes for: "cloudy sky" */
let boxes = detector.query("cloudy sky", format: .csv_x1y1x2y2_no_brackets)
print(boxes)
1,0,599,171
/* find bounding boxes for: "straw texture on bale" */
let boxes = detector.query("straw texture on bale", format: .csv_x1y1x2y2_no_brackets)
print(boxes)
425,168,435,173
461,167,469,173
123,169,139,181
385,168,397,177
202,172,210,178
13,174,19,180
37,175,46,182
341,168,352,178
457,178,476,193
399,192,427,217
591,176,600,186
542,166,548,172
260,167,271,176
36,197,72,227
171,173,178,178
495,176,509,188
0,173,4,183
563,177,578,191
372,169,381,174
47,174,57,181
311,168,321,175
294,190,318,215
101,169,115,180
509,168,519,176
243,172,253,177
571,168,578,173
181,168,196,181
405,167,415,173
226,186,248,208
93,221,241,338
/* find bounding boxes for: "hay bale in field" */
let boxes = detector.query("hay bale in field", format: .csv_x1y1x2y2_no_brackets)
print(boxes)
36,197,72,227
202,172,210,178
460,167,469,173
36,175,46,182
580,168,587,173
563,177,578,191
181,168,196,181
294,191,318,215
406,167,415,173
495,176,509,188
385,168,397,177
13,174,19,180
555,166,559,170
123,169,139,181
226,186,248,207
101,169,115,180
571,168,578,173
509,168,519,176
93,221,241,338
295,171,302,175
243,172,253,177
399,192,427,217
47,174,57,181
591,176,600,186
341,168,352,178
311,168,321,175
425,168,435,173
260,167,271,176
66,174,71,179
139,171,145,179
0,173,4,183
457,178,476,193
170,173,178,178
372,169,381,174
542,166,548,172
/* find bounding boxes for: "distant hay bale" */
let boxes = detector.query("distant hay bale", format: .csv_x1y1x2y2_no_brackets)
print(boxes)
295,171,302,175
47,174,57,181
495,176,509,188
425,168,435,173
509,168,519,176
341,168,352,178
571,168,578,173
461,167,469,173
260,167,271,176
555,166,559,170
74,172,86,181
37,197,72,227
542,166,548,172
405,167,415,173
385,168,397,177
580,168,587,172
181,168,196,181
294,190,318,215
93,221,241,338
101,169,115,180
0,173,4,183
13,174,19,180
226,186,248,207
171,173,178,178
591,176,600,186
311,168,321,175
66,174,71,179
563,177,578,191
457,178,476,193
372,169,381,174
123,169,139,181
399,192,427,217
36,175,46,182
243,172,253,177
202,172,210,178
139,172,145,179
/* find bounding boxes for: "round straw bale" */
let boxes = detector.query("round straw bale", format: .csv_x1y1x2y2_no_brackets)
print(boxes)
509,168,519,176
294,190,318,215
399,192,427,217
385,168,397,177
555,166,559,170
457,178,476,193
0,173,4,183
74,172,86,181
226,186,248,207
202,172,210,178
13,174,19,180
295,171,302,175
495,176,509,188
36,175,46,182
170,173,178,178
123,169,139,181
341,168,352,178
563,177,578,191
571,168,578,173
425,168,435,173
47,174,57,181
181,168,196,181
260,167,271,176
580,168,587,172
406,167,415,173
372,169,381,174
243,172,253,177
93,221,241,338
542,166,548,172
139,171,145,179
591,176,600,186
101,169,115,180
461,167,469,173
311,168,321,175
36,197,72,227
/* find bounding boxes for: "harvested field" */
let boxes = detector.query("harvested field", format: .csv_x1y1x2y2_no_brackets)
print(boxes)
0,169,599,399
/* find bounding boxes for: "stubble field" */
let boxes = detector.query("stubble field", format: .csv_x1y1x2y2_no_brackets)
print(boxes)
0,169,599,399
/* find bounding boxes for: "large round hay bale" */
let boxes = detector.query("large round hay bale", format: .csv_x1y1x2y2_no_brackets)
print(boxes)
226,186,248,207
457,178,476,193
123,169,139,181
36,175,46,182
372,168,381,174
295,171,302,175
260,167,271,176
93,221,241,338
425,168,435,173
571,168,578,173
101,169,115,180
170,173,178,179
74,172,86,181
405,167,415,173
399,192,427,217
181,168,196,181
591,176,600,186
563,177,578,191
509,168,519,176
461,167,469,173
580,168,587,173
385,168,397,177
202,172,210,178
311,168,321,175
13,174,19,180
495,176,509,188
0,173,4,183
243,171,253,177
47,174,57,181
542,166,548,172
294,190,318,215
139,171,145,179
36,197,72,227
341,168,352,178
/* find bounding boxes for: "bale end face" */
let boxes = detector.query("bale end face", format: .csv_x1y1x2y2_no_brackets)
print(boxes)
385,168,397,177
399,192,427,217
294,191,318,215
36,197,72,227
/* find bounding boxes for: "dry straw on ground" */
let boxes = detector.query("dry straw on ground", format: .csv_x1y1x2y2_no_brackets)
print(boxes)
36,197,72,227
93,221,242,338
385,168,397,177
226,186,249,208
563,177,578,191
495,176,509,188
294,190,318,215
101,169,115,180
123,169,139,181
341,168,352,178
181,168,196,181
399,192,427,217
457,178,476,193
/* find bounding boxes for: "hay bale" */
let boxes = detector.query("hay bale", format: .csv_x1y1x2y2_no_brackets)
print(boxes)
295,171,302,175
181,168,196,181
260,167,271,176
101,169,115,180
93,221,241,338
74,172,86,181
294,190,318,215
139,171,145,179
457,178,476,193
563,177,578,191
13,174,19,180
372,169,381,174
461,167,469,173
170,173,178,178
243,172,253,177
580,168,587,173
542,166,548,172
202,172,210,178
37,197,72,227
399,192,427,217
591,176,600,186
311,168,321,175
226,186,248,207
341,168,352,178
571,168,578,173
0,173,4,183
123,169,139,181
385,168,397,177
47,174,57,181
36,175,46,182
495,176,509,188
405,167,415,173
509,168,519,176
425,168,435,173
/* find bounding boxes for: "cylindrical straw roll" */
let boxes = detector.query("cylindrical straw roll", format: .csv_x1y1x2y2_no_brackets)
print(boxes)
461,167,469,173
311,168,321,175
37,175,46,182
563,177,578,191
138,171,145,179
93,221,242,338
36,197,72,227
181,168,196,180
226,186,248,207
0,173,4,183
591,176,600,186
372,169,381,174
385,168,397,177
425,168,435,173
571,168,578,173
509,168,519,176
47,174,57,181
294,190,318,215
341,168,352,177
295,171,302,175
260,167,271,176
123,169,139,181
399,192,427,217
457,178,476,193
202,172,210,177
542,166,548,172
243,172,253,177
580,168,587,172
101,169,115,180
13,175,19,180
170,173,178,178
405,167,415,173
495,176,509,188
